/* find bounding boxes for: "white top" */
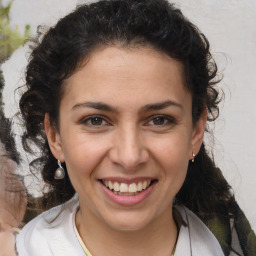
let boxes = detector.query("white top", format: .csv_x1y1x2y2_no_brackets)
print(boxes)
16,198,224,256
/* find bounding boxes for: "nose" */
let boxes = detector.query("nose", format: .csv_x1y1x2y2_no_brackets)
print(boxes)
108,126,149,170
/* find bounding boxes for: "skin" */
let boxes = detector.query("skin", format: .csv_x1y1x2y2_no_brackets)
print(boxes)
0,227,16,256
0,141,27,256
45,46,206,256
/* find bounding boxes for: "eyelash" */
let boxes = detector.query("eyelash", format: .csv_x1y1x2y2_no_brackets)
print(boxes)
145,115,176,127
79,115,110,127
79,114,176,128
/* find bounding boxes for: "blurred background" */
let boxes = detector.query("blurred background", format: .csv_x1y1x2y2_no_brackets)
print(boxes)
1,0,255,231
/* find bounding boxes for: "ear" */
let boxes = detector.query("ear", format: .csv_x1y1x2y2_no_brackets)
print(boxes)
190,108,207,159
44,113,65,162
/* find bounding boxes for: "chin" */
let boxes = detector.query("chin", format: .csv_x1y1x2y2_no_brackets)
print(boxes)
102,211,155,232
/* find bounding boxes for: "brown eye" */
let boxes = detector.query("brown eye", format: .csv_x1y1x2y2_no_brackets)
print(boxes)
152,116,166,125
145,115,176,127
80,115,109,127
90,117,103,126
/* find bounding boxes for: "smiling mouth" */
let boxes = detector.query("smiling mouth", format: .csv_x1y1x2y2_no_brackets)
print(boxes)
100,179,157,196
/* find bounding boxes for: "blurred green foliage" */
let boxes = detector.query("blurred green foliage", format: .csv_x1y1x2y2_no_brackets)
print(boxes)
0,0,30,110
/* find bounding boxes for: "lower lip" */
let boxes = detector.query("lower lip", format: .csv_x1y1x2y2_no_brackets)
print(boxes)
100,182,155,206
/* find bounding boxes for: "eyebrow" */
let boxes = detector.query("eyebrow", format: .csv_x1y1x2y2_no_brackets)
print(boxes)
141,100,183,112
72,101,117,112
72,100,183,112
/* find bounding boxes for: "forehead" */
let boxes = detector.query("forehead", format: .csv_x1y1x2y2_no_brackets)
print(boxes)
78,46,185,84
62,46,190,110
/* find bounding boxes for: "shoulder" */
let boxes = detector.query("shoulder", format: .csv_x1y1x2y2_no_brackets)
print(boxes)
16,197,83,256
174,204,225,256
16,204,64,256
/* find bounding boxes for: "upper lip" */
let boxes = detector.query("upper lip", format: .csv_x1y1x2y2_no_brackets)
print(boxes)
98,177,157,184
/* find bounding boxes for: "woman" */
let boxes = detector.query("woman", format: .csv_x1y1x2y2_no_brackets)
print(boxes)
0,113,27,256
16,0,256,255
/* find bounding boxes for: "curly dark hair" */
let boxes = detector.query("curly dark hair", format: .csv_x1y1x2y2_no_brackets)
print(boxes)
20,0,235,227
0,112,20,164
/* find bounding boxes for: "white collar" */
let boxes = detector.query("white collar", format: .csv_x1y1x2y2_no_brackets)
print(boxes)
17,198,224,256
174,204,224,256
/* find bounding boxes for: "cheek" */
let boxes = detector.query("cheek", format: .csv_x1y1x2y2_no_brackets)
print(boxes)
61,136,109,198
61,134,109,178
150,133,191,188
151,131,191,166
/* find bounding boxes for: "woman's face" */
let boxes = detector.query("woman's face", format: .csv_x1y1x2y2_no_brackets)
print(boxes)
46,46,206,231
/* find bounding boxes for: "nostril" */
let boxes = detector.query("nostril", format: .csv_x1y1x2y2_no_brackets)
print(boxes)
109,151,149,170
108,134,149,169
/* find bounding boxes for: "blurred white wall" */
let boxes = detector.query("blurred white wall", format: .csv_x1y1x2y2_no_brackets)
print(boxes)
2,0,256,230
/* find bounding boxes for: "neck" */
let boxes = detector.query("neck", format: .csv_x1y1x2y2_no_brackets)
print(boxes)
75,204,177,256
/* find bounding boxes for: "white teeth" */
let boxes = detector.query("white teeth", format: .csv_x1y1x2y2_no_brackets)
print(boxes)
137,182,143,191
103,180,152,193
120,183,128,192
109,181,113,190
128,183,137,193
113,182,120,192
142,181,147,190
